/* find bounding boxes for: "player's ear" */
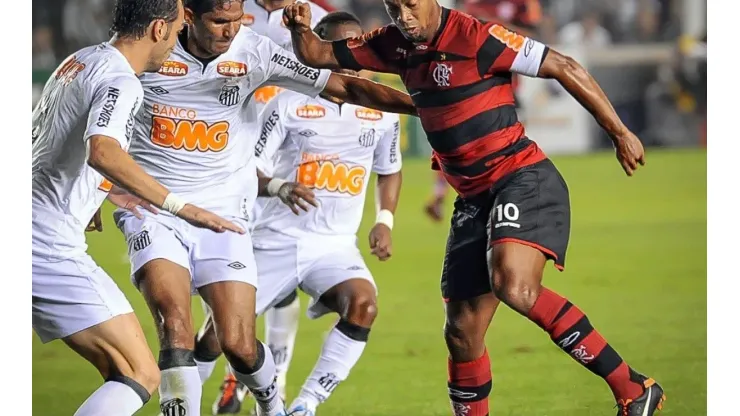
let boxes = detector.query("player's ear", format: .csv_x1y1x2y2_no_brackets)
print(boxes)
151,18,168,43
184,7,195,28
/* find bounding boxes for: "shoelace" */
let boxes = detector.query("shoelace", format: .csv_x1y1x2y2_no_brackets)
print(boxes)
615,399,633,416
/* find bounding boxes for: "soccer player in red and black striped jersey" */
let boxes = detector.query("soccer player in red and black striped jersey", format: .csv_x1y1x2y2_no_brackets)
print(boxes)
284,1,665,415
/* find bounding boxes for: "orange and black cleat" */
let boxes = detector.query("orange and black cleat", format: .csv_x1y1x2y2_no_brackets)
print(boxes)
616,376,666,416
212,372,249,415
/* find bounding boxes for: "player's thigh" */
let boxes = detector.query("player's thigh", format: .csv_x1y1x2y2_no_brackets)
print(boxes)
198,280,258,352
32,254,134,346
253,243,301,316
63,312,158,386
300,244,376,320
440,194,494,304
488,158,571,276
190,217,257,291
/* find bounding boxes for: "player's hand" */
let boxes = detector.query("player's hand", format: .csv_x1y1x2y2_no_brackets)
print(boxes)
107,186,160,220
283,2,312,33
177,204,245,234
85,209,103,232
369,223,393,261
277,182,318,215
611,130,646,176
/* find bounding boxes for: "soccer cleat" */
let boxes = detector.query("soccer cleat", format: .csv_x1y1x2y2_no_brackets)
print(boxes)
615,376,666,416
253,400,289,416
287,401,316,416
424,199,444,222
212,373,249,415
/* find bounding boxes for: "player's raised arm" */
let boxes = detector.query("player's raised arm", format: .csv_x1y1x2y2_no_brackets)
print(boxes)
323,73,417,116
85,77,244,234
284,2,398,74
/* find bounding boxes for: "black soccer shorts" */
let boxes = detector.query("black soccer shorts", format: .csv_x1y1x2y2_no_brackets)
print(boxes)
440,159,571,303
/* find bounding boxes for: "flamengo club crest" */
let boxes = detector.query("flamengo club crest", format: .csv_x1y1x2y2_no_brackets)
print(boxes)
432,62,452,87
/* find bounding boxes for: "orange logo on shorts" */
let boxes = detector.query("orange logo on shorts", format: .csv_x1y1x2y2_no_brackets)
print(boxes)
151,116,229,152
297,160,366,195
98,179,113,192
242,14,255,25
253,86,284,104
489,24,525,52
296,105,326,119
217,61,248,77
355,108,383,121
158,61,188,77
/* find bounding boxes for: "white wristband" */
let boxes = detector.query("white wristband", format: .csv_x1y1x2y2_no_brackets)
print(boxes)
266,178,287,197
375,209,394,230
162,193,186,215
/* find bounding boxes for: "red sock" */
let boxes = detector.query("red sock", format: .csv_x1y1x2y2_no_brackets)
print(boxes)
528,288,645,401
447,350,491,416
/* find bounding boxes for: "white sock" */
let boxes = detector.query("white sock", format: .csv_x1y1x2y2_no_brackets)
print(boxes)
159,366,202,416
74,381,146,416
265,295,300,398
195,358,218,385
294,323,368,411
231,341,284,415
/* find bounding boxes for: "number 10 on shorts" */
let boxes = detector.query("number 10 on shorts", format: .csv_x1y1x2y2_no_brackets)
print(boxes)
494,203,520,229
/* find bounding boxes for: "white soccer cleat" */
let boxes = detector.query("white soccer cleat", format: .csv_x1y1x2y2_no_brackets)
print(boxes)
287,400,316,416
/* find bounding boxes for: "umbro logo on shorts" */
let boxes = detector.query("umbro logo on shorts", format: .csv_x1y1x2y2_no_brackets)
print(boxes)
347,265,364,271
227,261,246,270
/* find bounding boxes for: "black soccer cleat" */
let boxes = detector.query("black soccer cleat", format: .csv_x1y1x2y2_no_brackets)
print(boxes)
212,373,249,415
615,375,666,416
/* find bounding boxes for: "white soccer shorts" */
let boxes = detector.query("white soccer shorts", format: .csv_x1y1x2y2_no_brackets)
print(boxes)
32,253,134,343
253,234,376,319
114,211,258,292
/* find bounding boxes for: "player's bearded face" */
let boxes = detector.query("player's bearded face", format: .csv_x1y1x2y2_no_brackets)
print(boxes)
193,2,244,56
149,4,186,72
384,0,426,42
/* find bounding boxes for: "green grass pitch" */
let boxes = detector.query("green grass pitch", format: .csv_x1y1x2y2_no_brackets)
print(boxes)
32,149,706,415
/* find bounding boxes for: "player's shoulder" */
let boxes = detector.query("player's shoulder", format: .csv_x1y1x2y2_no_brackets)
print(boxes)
71,43,141,91
370,24,405,42
448,9,490,38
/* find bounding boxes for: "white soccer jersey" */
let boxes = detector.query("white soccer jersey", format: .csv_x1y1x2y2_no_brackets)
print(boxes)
32,43,143,258
243,0,329,121
252,90,402,240
128,28,331,219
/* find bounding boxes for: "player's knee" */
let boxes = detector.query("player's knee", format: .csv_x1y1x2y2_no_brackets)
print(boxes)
345,293,378,328
443,311,485,354
159,306,195,348
219,330,259,371
194,332,222,363
491,263,541,312
129,360,161,394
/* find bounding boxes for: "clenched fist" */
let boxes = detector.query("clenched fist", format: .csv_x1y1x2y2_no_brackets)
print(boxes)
282,2,312,33
611,130,646,176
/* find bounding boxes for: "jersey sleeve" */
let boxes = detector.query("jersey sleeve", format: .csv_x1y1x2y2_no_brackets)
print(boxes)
476,23,549,78
254,96,288,172
332,26,400,74
83,73,143,147
263,38,332,99
372,113,402,174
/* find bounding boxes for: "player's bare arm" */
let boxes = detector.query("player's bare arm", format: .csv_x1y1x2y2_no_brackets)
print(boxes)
87,135,245,233
369,171,402,261
284,2,340,68
537,49,645,176
323,73,417,116
257,168,318,215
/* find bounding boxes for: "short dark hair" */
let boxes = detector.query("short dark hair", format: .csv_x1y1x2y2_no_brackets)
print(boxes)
185,0,244,17
112,0,180,39
314,11,362,40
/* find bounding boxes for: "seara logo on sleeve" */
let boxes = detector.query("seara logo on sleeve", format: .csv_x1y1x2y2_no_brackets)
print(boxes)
253,86,284,104
355,108,383,121
297,153,366,196
242,13,255,26
296,105,326,119
488,24,525,52
217,61,248,77
150,104,229,152
55,56,86,86
158,61,188,77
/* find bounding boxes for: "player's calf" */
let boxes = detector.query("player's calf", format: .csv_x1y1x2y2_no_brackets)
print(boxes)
266,290,301,399
490,243,662,409
443,295,498,416
289,279,376,414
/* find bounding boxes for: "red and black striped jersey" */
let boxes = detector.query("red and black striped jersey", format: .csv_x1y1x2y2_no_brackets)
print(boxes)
332,8,549,197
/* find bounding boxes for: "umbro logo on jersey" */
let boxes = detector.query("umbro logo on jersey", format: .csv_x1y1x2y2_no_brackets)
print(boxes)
228,262,246,270
219,85,240,107
298,129,317,137
158,61,188,77
149,86,169,95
